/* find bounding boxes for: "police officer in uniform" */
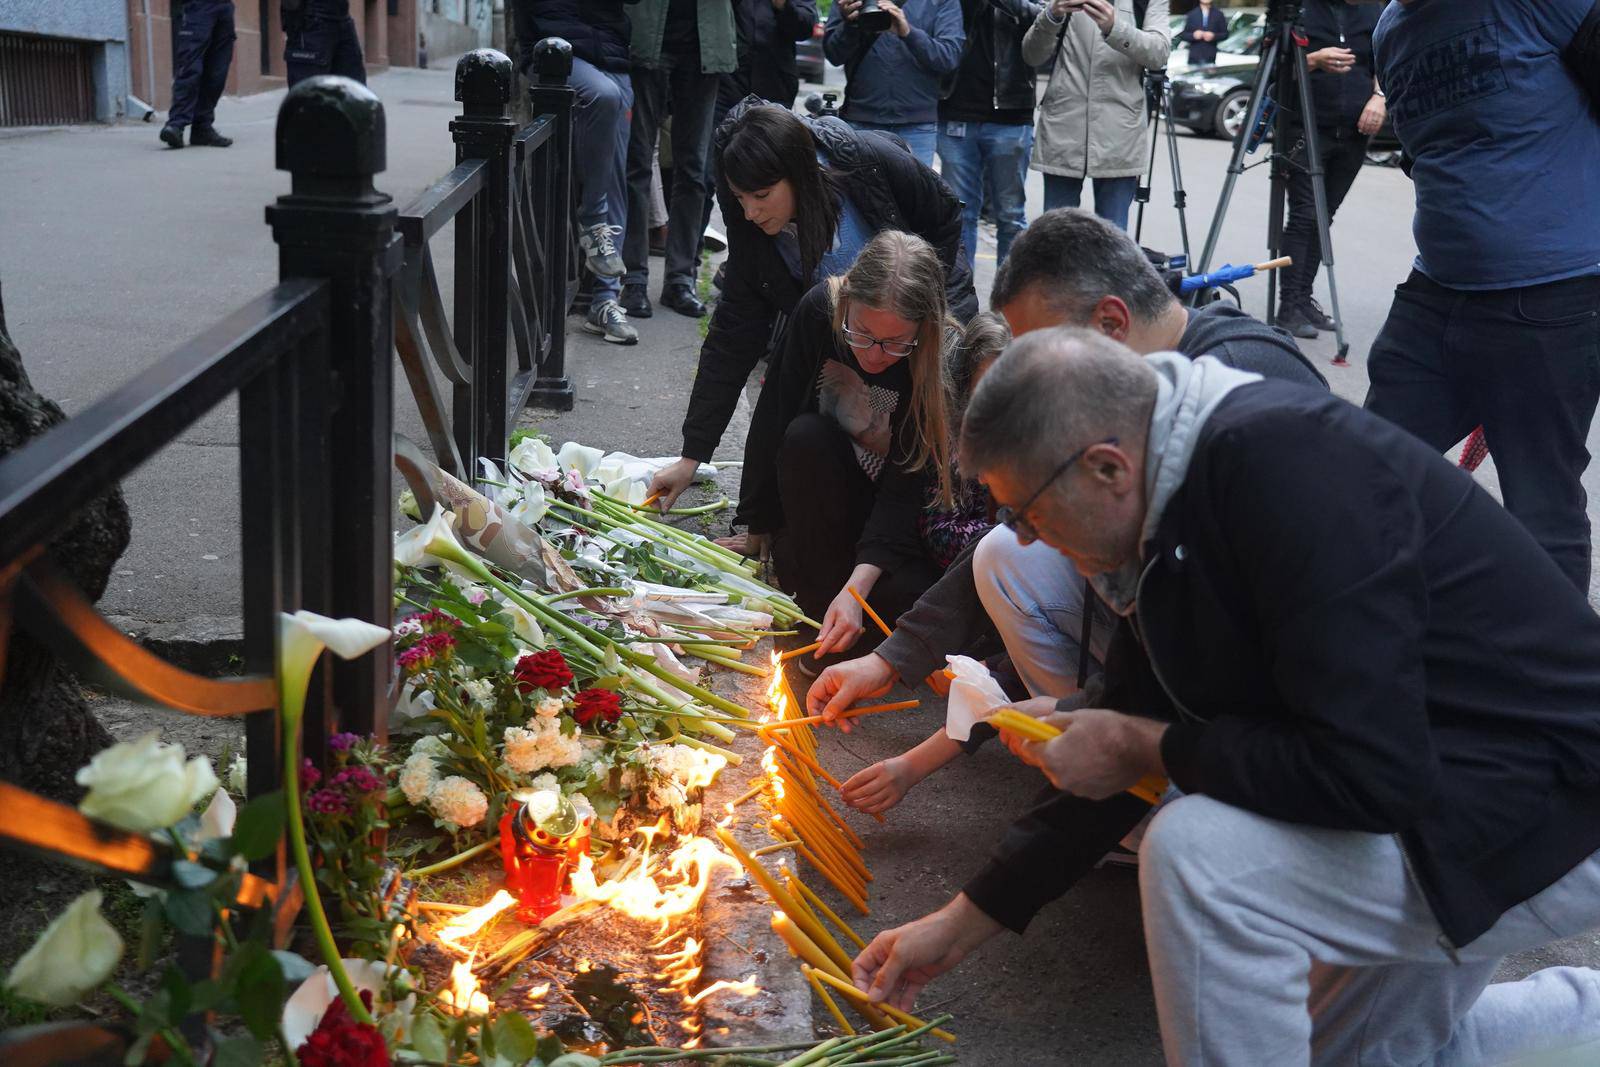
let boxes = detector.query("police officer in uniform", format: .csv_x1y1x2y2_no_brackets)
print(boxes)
160,0,237,148
283,0,368,86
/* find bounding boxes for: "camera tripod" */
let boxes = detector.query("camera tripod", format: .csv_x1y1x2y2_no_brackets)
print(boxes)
1194,12,1350,362
1134,70,1194,268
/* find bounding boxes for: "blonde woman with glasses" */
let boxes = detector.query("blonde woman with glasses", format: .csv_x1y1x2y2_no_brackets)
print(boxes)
723,230,958,673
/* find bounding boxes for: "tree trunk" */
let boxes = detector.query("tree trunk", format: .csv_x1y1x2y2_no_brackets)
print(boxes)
0,280,131,800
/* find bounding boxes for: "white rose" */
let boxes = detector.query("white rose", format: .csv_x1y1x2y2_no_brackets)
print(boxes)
399,752,439,806
461,677,495,709
225,753,248,796
428,776,488,829
557,441,603,480
412,735,451,759
5,890,124,1006
77,733,218,832
509,436,558,477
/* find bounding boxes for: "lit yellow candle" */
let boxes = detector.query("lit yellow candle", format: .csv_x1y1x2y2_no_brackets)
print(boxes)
809,967,957,1043
804,965,857,1036
790,871,867,950
715,826,853,972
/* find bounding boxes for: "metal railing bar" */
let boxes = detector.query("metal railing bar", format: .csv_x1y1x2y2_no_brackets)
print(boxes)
0,280,330,565
398,159,488,243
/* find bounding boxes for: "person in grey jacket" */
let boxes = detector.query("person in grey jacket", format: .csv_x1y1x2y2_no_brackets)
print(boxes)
824,0,966,165
1021,0,1170,229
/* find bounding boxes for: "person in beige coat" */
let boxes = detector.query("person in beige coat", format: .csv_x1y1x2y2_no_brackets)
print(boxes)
1022,0,1170,229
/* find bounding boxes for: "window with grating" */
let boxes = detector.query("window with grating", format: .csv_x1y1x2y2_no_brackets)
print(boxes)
0,31,96,127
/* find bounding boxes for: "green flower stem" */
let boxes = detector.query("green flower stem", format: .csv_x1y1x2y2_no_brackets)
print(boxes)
542,586,631,603
599,490,733,518
680,648,765,677
280,674,374,1026
107,983,198,1067
410,838,495,878
585,497,756,577
594,502,756,577
666,730,741,764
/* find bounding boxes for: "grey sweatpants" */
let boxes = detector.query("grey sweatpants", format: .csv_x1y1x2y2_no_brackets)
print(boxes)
1140,794,1600,1066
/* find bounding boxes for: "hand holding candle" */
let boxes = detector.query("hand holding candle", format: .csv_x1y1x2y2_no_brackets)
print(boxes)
1002,707,1171,803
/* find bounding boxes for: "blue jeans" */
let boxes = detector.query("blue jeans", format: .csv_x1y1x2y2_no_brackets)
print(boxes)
937,121,1033,272
851,120,937,167
1042,174,1139,231
570,58,632,300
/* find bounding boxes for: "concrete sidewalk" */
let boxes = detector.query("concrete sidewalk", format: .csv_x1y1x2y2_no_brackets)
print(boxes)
0,59,729,634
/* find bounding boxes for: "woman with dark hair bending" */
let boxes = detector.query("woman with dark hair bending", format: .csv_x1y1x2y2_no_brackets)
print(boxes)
646,98,978,512
732,231,960,668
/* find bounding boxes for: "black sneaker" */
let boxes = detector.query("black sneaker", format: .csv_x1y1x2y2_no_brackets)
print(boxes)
159,124,184,148
620,282,652,319
1300,297,1335,331
1276,303,1318,339
190,127,232,147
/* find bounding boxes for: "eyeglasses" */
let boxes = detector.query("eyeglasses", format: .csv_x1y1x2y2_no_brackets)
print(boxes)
995,437,1118,542
842,319,920,360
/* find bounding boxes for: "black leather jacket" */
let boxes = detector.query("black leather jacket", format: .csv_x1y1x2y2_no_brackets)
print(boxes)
944,0,1044,111
680,97,977,464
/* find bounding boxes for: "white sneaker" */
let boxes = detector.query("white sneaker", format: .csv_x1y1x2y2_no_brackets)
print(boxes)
701,226,728,253
579,223,626,278
582,299,638,345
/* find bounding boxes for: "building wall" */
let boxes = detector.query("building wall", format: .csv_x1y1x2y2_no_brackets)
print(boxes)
419,0,489,64
0,0,131,120
126,0,416,115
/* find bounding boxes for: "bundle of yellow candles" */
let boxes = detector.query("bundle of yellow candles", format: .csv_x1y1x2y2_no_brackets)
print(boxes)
989,708,1169,805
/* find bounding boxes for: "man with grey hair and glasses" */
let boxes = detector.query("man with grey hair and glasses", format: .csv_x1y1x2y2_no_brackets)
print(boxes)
852,327,1600,1064
808,209,1321,840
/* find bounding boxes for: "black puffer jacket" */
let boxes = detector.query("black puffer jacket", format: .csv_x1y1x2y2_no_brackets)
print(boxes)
681,97,978,464
511,0,638,74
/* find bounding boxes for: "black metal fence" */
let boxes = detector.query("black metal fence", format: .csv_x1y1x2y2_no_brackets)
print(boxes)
0,42,574,1061
395,42,577,481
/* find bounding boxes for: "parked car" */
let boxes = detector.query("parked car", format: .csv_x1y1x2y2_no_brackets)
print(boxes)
796,20,827,86
1167,56,1402,157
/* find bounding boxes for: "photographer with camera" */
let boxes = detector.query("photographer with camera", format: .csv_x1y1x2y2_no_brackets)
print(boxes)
937,0,1044,272
1022,0,1171,230
823,0,966,165
1272,0,1383,340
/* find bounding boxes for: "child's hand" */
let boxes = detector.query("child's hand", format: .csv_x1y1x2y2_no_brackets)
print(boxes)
842,756,917,814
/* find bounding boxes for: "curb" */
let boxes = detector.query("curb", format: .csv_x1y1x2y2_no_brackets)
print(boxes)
105,613,245,676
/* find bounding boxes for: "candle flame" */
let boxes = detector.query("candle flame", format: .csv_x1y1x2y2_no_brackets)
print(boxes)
436,889,516,953
442,954,491,1015
684,975,760,1007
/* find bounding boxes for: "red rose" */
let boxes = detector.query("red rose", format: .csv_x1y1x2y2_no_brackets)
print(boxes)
297,992,388,1067
514,649,573,693
572,687,623,727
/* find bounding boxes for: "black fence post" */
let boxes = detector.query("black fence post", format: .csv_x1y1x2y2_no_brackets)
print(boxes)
527,37,576,411
265,76,400,746
451,49,517,472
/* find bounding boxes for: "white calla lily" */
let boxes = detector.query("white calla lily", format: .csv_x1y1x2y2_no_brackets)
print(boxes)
505,600,546,647
593,455,629,486
277,609,391,1026
603,476,649,506
5,890,124,1006
557,441,603,479
509,436,558,477
508,480,548,525
76,732,218,833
